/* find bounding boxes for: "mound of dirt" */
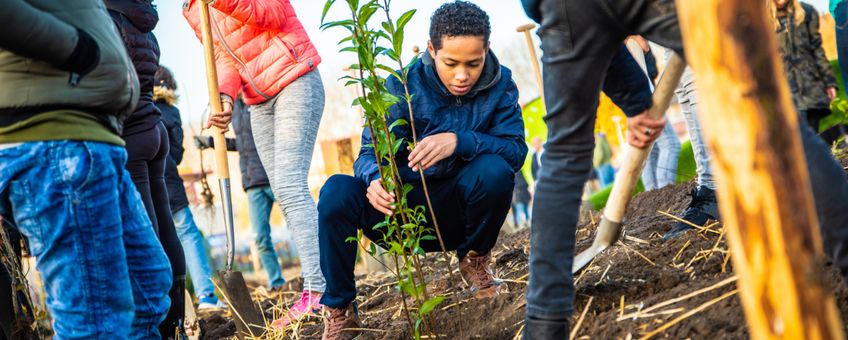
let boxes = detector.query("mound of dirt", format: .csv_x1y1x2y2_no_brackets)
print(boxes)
199,158,848,339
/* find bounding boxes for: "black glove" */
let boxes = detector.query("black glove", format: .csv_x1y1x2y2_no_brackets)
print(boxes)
60,28,100,85
193,135,214,150
193,135,238,151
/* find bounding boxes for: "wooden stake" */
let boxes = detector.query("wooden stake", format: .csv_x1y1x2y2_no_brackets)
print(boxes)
676,1,844,338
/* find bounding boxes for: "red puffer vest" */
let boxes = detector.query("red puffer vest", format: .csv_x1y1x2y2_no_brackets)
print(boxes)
183,0,321,105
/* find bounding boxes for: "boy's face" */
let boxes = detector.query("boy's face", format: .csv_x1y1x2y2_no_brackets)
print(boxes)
428,36,488,96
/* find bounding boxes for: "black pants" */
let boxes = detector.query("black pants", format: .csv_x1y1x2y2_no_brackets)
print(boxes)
124,121,185,277
528,0,848,321
318,154,514,308
802,108,846,146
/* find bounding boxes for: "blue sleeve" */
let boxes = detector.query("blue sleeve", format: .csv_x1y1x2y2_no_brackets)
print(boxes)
453,78,528,172
603,44,653,117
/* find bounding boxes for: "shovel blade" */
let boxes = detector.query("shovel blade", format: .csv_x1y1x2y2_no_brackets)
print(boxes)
216,270,266,340
572,217,622,273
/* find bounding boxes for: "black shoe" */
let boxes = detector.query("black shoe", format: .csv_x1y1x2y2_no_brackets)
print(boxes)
160,276,188,340
523,316,569,340
664,186,720,239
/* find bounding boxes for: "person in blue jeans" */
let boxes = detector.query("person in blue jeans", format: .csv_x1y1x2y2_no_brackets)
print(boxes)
231,99,287,291
835,0,848,88
155,66,224,310
641,121,680,190
520,0,848,338
0,1,171,338
317,3,527,339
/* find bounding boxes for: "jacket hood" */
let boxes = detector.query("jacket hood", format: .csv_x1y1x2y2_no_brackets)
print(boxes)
106,0,159,33
154,86,177,105
421,49,502,99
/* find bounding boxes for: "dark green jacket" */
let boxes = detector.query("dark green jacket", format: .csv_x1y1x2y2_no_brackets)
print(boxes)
777,2,838,111
0,0,139,141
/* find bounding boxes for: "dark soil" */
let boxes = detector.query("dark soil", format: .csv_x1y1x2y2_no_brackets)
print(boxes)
199,152,848,339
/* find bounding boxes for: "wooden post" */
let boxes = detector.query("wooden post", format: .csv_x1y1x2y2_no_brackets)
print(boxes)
676,1,844,339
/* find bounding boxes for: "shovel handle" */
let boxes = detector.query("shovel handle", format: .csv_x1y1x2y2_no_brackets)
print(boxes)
199,2,236,270
603,53,686,224
199,3,230,180
517,23,545,105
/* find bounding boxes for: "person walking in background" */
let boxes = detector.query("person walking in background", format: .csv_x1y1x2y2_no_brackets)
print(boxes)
833,0,848,88
107,1,188,337
770,0,841,145
512,172,532,229
0,1,171,338
530,137,543,182
641,121,680,190
155,66,225,311
663,60,721,239
230,97,288,293
593,133,615,187
183,0,327,326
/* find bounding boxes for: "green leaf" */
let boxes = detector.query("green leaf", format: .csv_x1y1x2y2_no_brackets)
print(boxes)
376,64,401,80
381,21,394,35
321,0,336,24
381,92,401,104
345,236,359,243
387,118,408,131
368,242,377,255
419,296,446,315
420,235,437,241
385,49,400,62
320,19,355,31
392,138,404,154
403,183,414,195
358,1,378,25
340,46,358,53
396,9,416,33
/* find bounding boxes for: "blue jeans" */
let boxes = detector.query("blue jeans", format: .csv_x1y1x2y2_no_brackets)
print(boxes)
0,141,171,339
172,207,216,298
246,186,285,288
641,121,680,190
836,1,848,89
512,202,530,226
595,164,615,187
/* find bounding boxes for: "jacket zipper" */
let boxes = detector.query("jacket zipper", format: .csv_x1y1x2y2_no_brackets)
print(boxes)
209,10,273,100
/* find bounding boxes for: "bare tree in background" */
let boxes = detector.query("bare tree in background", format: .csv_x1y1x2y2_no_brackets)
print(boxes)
495,35,542,106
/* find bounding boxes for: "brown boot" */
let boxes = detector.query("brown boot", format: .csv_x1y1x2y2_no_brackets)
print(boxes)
459,251,503,298
321,304,362,340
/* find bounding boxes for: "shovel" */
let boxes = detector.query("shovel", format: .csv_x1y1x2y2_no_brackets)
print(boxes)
571,48,686,274
197,2,265,338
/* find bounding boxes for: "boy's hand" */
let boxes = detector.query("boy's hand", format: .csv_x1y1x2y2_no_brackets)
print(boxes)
367,180,395,216
626,110,666,149
206,100,233,133
408,132,457,171
827,87,838,101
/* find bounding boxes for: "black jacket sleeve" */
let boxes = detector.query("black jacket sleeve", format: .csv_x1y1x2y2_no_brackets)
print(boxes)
0,0,98,74
603,45,653,117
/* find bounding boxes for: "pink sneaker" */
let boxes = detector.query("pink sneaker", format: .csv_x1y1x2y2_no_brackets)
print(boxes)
273,290,323,328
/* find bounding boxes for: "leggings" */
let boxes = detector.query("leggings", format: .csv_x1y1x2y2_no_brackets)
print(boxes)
250,69,326,292
124,122,186,277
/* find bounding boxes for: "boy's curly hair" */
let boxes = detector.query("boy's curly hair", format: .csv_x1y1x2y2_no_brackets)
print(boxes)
429,1,491,51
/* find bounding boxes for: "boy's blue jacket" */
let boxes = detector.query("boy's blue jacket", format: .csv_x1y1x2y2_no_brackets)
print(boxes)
354,50,528,184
